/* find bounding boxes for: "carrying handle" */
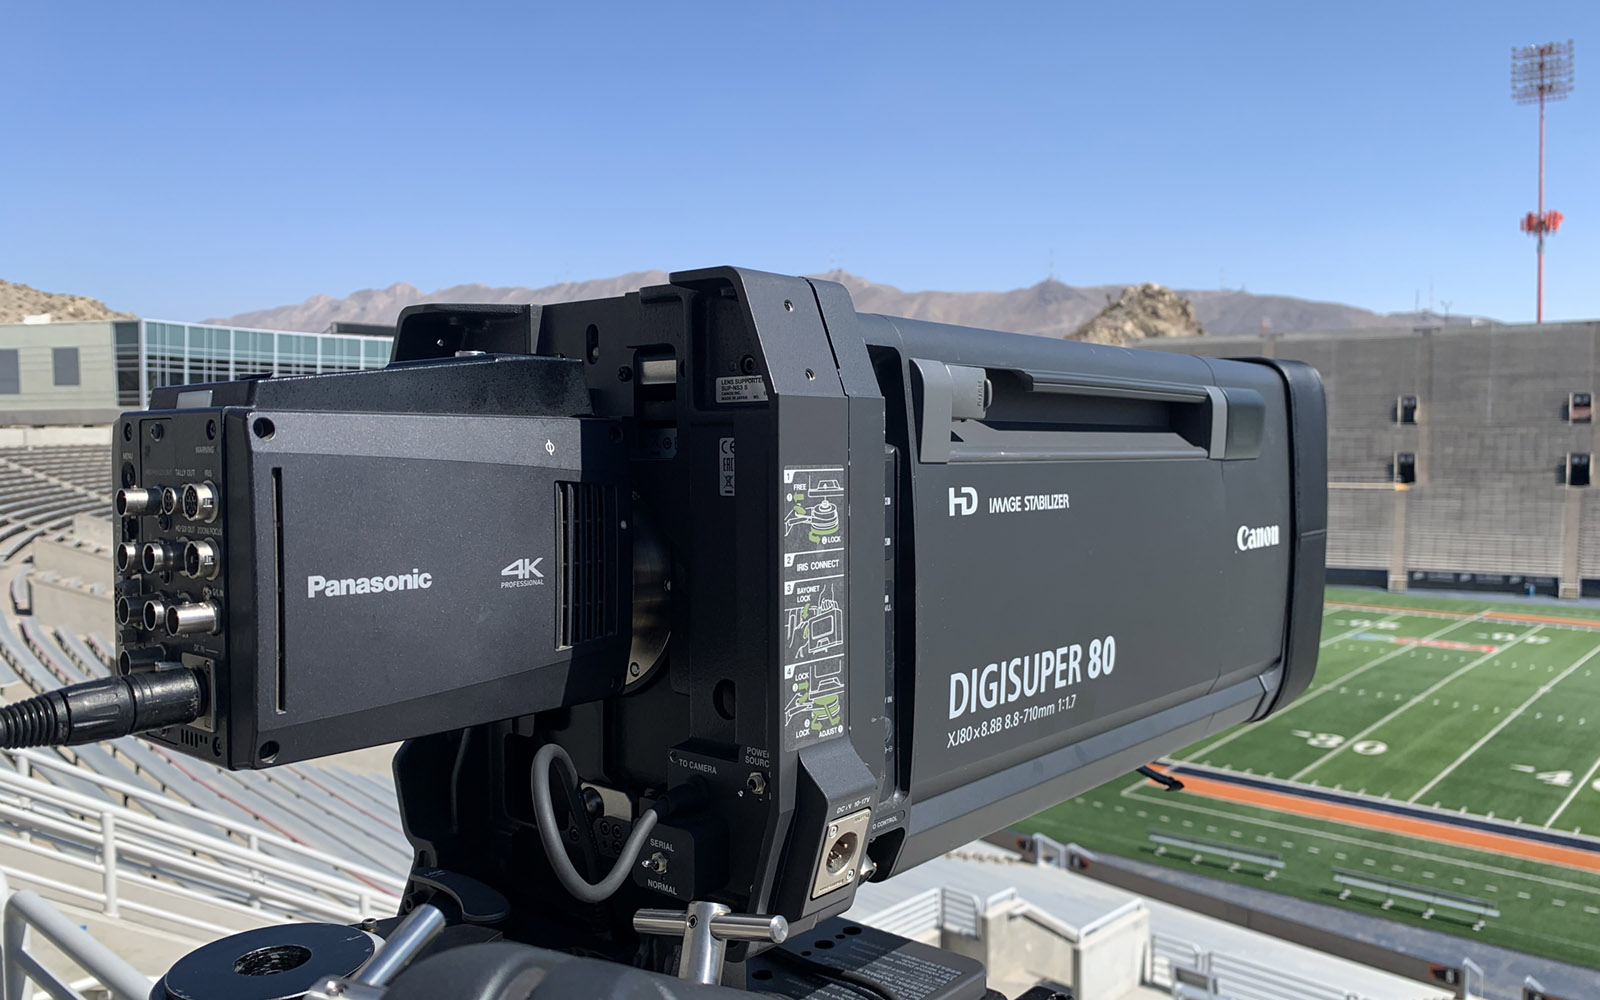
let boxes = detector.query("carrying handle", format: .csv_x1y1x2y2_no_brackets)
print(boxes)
912,359,1264,464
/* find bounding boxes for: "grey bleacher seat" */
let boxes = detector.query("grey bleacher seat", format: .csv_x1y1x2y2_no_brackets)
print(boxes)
8,566,27,614
213,767,408,870
85,633,116,670
309,764,402,827
0,530,42,562
109,740,377,878
18,619,86,687
268,766,410,857
55,632,109,679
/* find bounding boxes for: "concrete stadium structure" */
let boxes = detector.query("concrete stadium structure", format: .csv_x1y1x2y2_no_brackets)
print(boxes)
1146,320,1600,598
0,318,391,425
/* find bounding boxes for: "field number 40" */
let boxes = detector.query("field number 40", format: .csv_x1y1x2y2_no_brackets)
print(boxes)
1291,731,1387,755
1510,764,1574,786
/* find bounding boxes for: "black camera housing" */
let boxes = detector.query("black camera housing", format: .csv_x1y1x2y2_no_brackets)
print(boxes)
116,267,1325,944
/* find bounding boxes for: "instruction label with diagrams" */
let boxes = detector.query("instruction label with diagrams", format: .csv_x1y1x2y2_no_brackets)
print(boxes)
781,465,848,749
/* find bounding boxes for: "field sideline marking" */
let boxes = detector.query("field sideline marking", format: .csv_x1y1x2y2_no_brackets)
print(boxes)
1117,785,1600,896
1409,637,1600,804
1327,600,1600,632
1184,613,1485,763
1546,752,1600,828
1290,626,1543,782
1317,612,1405,649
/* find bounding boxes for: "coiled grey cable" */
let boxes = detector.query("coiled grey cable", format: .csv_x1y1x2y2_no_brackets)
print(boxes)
531,742,660,903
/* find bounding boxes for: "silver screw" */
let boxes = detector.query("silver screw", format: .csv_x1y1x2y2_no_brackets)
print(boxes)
828,823,839,839
629,662,642,677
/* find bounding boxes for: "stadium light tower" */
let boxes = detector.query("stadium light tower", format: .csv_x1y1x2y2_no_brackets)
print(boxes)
1512,40,1574,323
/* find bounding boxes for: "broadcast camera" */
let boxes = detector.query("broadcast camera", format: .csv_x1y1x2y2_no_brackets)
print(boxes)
0,268,1326,998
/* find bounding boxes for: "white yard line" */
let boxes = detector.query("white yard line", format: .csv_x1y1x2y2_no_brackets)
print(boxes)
1123,786,1600,896
1409,638,1600,804
1290,626,1543,782
1184,614,1485,763
1546,753,1600,829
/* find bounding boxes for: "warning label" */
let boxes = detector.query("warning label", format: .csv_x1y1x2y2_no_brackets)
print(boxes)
781,465,847,749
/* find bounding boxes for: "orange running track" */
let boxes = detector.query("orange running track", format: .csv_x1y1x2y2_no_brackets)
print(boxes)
1145,766,1600,875
1326,600,1600,632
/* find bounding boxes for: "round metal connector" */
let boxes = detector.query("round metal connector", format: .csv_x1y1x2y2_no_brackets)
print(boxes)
115,488,160,517
140,541,175,575
118,646,165,674
142,597,168,632
182,539,220,579
825,831,860,876
115,595,135,626
180,482,218,522
160,487,179,516
114,542,138,574
166,601,221,636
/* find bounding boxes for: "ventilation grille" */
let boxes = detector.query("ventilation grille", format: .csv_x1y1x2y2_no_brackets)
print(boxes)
178,728,207,749
556,482,619,647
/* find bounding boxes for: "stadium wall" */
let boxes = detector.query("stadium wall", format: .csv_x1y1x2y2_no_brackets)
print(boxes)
1144,321,1600,598
0,321,121,425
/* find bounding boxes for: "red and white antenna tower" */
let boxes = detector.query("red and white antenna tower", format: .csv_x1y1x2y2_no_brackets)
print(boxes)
1512,40,1575,323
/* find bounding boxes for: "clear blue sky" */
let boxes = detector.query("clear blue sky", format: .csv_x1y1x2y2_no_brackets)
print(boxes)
2,1,1595,323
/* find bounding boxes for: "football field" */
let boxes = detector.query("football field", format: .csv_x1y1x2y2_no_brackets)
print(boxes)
1019,586,1600,969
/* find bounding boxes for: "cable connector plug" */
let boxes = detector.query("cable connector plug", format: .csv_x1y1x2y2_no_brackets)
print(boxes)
0,668,207,748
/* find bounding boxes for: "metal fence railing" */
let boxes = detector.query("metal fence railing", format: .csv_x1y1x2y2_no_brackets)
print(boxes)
0,752,403,937
1151,931,1369,1000
0,872,152,1000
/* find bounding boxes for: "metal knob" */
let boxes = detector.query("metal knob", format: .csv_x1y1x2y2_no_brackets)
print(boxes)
633,901,788,986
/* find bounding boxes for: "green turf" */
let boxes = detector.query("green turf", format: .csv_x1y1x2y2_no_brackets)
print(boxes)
1019,587,1600,969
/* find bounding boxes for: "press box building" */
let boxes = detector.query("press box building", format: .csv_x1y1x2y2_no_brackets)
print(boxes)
1146,320,1600,598
0,318,393,425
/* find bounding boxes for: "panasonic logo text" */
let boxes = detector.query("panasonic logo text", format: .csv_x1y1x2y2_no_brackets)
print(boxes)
1236,524,1281,551
307,569,433,599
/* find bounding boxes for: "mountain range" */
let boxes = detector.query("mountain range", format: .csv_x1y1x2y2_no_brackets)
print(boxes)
202,270,1479,338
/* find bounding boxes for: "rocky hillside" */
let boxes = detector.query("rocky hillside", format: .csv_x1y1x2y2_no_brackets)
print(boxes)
1069,283,1204,346
211,270,1490,338
0,279,133,325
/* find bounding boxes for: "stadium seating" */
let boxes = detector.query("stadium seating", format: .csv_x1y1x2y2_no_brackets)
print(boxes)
0,446,110,561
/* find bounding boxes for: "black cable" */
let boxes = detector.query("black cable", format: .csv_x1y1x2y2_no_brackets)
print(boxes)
1137,764,1184,791
0,668,207,748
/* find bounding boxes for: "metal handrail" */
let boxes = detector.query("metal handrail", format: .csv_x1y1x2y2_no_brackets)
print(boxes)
0,761,401,931
1077,897,1142,940
2,890,151,1000
1151,930,1370,1000
0,871,153,1000
4,752,403,889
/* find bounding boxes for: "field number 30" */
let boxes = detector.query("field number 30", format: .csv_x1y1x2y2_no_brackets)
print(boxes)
1293,731,1387,755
